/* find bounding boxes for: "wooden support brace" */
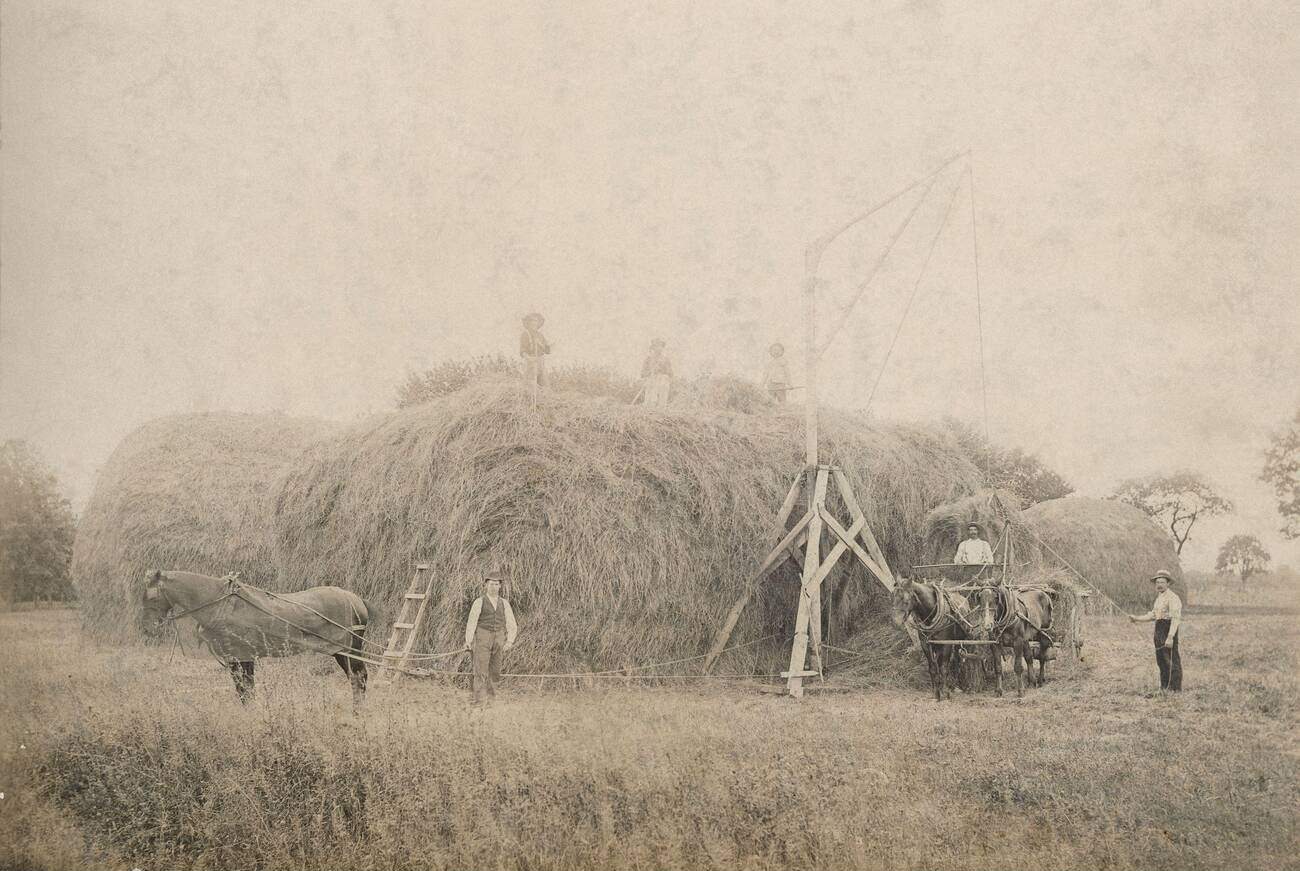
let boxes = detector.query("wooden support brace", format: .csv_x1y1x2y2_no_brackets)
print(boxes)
703,473,805,674
786,469,829,697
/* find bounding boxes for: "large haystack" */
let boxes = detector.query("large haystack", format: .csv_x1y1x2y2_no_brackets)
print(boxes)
270,381,982,673
72,412,340,638
1020,497,1186,609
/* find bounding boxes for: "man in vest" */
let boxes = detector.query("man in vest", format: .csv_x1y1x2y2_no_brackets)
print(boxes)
1128,568,1183,692
463,574,519,705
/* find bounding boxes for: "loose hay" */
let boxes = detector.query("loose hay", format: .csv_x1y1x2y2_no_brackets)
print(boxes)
71,412,341,639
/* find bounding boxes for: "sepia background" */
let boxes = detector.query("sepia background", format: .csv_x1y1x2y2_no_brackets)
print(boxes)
3,0,1297,570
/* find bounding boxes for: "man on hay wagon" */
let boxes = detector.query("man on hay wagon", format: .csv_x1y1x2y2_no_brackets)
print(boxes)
953,522,995,568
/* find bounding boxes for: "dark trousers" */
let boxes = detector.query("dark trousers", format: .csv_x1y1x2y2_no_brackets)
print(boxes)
1154,619,1182,691
472,628,506,704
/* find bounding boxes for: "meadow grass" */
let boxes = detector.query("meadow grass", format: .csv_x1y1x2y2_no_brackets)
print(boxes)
0,588,1296,871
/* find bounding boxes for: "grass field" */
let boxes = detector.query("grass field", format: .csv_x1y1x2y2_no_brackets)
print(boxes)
1,582,1296,871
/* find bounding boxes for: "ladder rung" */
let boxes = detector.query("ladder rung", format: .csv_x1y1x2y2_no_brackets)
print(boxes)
393,622,415,630
404,593,426,599
416,563,430,570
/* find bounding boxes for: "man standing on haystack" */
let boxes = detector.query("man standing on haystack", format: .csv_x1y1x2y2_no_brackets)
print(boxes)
520,312,550,405
463,574,519,705
762,342,792,403
640,338,673,407
953,523,994,565
1129,569,1183,693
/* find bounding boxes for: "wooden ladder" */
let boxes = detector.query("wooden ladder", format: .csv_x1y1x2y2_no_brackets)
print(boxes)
382,563,434,683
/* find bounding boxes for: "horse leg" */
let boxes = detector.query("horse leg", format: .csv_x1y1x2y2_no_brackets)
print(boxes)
230,661,255,704
924,646,941,702
992,645,1003,698
1012,642,1025,698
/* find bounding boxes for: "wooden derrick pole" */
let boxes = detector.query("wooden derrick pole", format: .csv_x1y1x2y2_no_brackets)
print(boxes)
706,157,967,695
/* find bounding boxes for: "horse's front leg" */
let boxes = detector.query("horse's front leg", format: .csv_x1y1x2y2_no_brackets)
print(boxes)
991,645,1003,698
230,661,255,704
924,645,941,702
1012,643,1025,698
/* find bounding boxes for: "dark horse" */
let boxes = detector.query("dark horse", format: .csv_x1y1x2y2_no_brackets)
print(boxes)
891,577,971,702
974,585,1055,698
141,570,374,705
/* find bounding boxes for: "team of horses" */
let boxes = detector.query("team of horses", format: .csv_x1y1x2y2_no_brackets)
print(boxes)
891,576,1055,700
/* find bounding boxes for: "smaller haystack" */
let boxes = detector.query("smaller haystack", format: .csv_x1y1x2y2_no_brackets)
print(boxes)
1021,497,1186,609
72,412,340,639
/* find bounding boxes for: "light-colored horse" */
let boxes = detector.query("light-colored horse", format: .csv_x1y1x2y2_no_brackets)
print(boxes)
141,570,374,705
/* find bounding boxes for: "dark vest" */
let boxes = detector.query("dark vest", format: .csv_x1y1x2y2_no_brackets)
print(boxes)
477,596,507,632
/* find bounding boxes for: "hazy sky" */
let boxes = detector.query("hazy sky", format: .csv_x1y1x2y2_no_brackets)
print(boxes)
3,1,1297,570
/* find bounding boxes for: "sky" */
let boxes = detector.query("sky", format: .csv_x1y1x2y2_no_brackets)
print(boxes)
2,1,1297,571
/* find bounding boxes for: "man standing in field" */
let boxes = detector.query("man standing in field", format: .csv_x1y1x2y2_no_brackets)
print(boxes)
463,574,519,705
1129,569,1183,692
640,338,673,407
953,523,994,565
520,312,550,405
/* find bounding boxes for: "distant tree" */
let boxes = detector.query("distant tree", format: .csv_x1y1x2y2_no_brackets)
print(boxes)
1110,471,1232,556
0,440,77,605
1260,408,1299,540
943,418,1074,506
1214,534,1271,586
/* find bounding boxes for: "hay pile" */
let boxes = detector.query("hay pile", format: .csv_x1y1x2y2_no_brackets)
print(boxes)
71,412,341,638
1021,497,1187,609
269,382,983,674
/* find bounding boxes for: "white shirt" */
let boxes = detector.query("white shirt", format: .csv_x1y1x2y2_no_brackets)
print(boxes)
464,595,518,647
1142,589,1182,623
954,538,994,565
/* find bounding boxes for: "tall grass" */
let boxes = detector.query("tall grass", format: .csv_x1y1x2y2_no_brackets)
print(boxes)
1,605,1295,871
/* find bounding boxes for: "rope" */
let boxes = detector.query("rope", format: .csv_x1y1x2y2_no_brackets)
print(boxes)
258,586,381,650
817,170,944,357
967,161,992,455
864,179,964,414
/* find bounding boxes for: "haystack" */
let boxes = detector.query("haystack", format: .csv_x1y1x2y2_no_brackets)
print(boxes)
71,412,340,638
269,381,983,674
1020,497,1186,609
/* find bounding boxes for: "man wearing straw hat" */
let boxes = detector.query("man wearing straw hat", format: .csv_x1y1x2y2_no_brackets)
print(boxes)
519,312,551,404
463,574,519,705
1128,569,1183,692
640,338,673,407
762,342,792,403
953,523,994,566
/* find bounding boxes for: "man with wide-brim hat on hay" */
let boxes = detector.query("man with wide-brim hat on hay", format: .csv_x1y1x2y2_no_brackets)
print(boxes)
953,522,994,566
519,312,550,405
640,338,673,407
1128,569,1183,692
463,573,519,705
761,341,792,403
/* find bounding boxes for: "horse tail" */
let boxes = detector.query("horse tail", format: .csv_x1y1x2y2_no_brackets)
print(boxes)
359,596,379,633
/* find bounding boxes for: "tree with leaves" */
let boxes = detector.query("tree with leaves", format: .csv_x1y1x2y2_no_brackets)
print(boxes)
1110,471,1232,556
1260,407,1299,540
1214,534,1271,586
942,418,1074,507
0,440,77,606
